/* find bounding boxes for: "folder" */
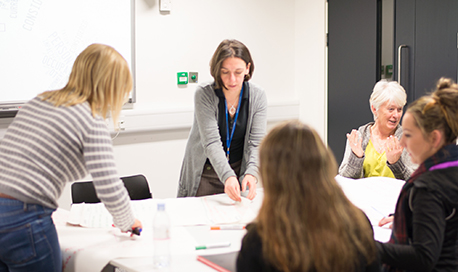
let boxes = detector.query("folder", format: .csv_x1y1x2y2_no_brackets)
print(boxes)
197,251,238,272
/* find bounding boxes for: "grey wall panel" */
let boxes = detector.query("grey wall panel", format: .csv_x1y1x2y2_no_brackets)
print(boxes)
328,0,378,164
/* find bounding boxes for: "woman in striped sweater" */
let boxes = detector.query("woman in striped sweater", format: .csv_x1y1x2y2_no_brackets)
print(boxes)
0,44,142,272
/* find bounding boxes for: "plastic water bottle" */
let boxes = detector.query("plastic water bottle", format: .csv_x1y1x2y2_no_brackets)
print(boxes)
153,202,171,269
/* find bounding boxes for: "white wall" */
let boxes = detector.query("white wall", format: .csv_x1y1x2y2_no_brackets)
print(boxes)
135,0,296,110
296,0,327,139
1,0,327,210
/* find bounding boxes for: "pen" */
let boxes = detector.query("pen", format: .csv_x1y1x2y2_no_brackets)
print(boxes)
112,224,142,236
371,206,387,218
195,242,231,250
210,225,245,230
130,227,142,236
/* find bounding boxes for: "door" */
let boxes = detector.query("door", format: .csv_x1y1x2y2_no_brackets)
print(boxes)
394,0,458,103
328,0,379,164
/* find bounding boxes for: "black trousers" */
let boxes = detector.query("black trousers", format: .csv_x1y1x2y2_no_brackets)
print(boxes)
195,160,242,197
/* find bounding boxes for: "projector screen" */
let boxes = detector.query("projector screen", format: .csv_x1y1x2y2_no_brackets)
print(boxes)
0,0,135,117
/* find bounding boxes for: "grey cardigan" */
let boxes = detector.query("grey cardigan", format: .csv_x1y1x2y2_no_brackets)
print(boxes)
338,122,417,180
177,81,267,197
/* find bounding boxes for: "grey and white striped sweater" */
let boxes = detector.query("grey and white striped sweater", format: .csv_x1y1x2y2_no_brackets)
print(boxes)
0,96,134,231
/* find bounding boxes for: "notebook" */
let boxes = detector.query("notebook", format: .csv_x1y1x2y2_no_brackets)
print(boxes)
197,251,238,272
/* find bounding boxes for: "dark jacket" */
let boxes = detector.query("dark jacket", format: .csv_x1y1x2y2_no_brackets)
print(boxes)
377,144,458,271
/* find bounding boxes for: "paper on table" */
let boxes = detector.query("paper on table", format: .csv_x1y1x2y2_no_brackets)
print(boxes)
336,176,404,226
201,194,256,224
360,205,390,225
164,197,209,226
68,202,113,228
120,198,208,227
373,226,393,242
68,198,210,228
52,208,70,227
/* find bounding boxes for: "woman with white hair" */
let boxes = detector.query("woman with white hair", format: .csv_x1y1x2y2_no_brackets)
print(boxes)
339,80,416,180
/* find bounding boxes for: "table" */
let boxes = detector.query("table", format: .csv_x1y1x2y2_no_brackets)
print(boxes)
55,177,405,272
55,191,263,272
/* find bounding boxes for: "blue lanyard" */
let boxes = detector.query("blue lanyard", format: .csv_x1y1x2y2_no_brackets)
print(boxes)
225,85,244,161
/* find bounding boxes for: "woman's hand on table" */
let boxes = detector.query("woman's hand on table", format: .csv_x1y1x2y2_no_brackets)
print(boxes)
115,218,143,236
378,215,393,229
130,219,143,236
225,176,242,202
241,174,257,200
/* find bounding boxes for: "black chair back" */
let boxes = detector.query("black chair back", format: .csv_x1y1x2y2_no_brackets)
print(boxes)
71,181,100,204
121,174,152,200
71,174,152,204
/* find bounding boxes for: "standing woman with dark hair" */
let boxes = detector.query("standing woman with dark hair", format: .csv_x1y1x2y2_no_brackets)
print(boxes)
178,39,267,201
0,44,142,272
237,120,380,272
377,78,458,271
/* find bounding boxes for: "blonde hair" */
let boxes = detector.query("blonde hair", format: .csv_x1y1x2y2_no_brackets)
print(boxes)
369,80,406,120
40,43,132,125
257,120,376,272
407,77,458,144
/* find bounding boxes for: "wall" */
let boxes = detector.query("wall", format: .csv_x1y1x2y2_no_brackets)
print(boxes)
135,0,295,110
0,0,326,210
296,0,327,139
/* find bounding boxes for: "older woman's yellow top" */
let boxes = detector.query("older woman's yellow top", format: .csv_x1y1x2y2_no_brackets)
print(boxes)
363,140,395,178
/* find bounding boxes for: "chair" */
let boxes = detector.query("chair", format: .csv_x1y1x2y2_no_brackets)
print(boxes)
71,174,152,204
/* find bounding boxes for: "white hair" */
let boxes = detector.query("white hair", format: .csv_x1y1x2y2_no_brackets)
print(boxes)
369,80,407,120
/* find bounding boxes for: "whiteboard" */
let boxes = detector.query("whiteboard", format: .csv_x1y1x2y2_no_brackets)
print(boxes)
0,0,135,116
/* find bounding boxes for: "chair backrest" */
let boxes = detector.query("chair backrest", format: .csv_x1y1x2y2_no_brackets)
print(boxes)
121,174,152,201
71,181,100,204
71,174,152,204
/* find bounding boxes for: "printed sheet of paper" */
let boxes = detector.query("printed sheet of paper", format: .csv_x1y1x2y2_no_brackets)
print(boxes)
68,202,114,228
201,194,257,224
336,175,404,225
68,198,210,228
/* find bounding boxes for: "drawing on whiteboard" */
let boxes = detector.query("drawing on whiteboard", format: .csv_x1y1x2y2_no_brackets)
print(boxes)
0,0,134,105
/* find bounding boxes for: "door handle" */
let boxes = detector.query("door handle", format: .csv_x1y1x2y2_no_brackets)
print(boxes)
397,44,408,84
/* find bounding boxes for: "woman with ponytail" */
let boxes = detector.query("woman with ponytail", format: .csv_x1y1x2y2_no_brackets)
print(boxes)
237,120,380,272
377,77,458,271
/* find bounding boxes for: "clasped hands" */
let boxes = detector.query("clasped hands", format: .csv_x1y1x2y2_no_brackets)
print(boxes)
346,129,403,164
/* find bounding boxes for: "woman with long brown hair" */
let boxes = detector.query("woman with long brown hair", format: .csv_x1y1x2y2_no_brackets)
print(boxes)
237,120,379,272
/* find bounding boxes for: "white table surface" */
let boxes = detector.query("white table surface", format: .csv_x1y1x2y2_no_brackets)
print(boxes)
56,191,263,272
55,177,405,272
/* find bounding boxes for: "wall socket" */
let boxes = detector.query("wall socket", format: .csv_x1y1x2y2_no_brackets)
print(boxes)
118,120,125,131
160,0,171,12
